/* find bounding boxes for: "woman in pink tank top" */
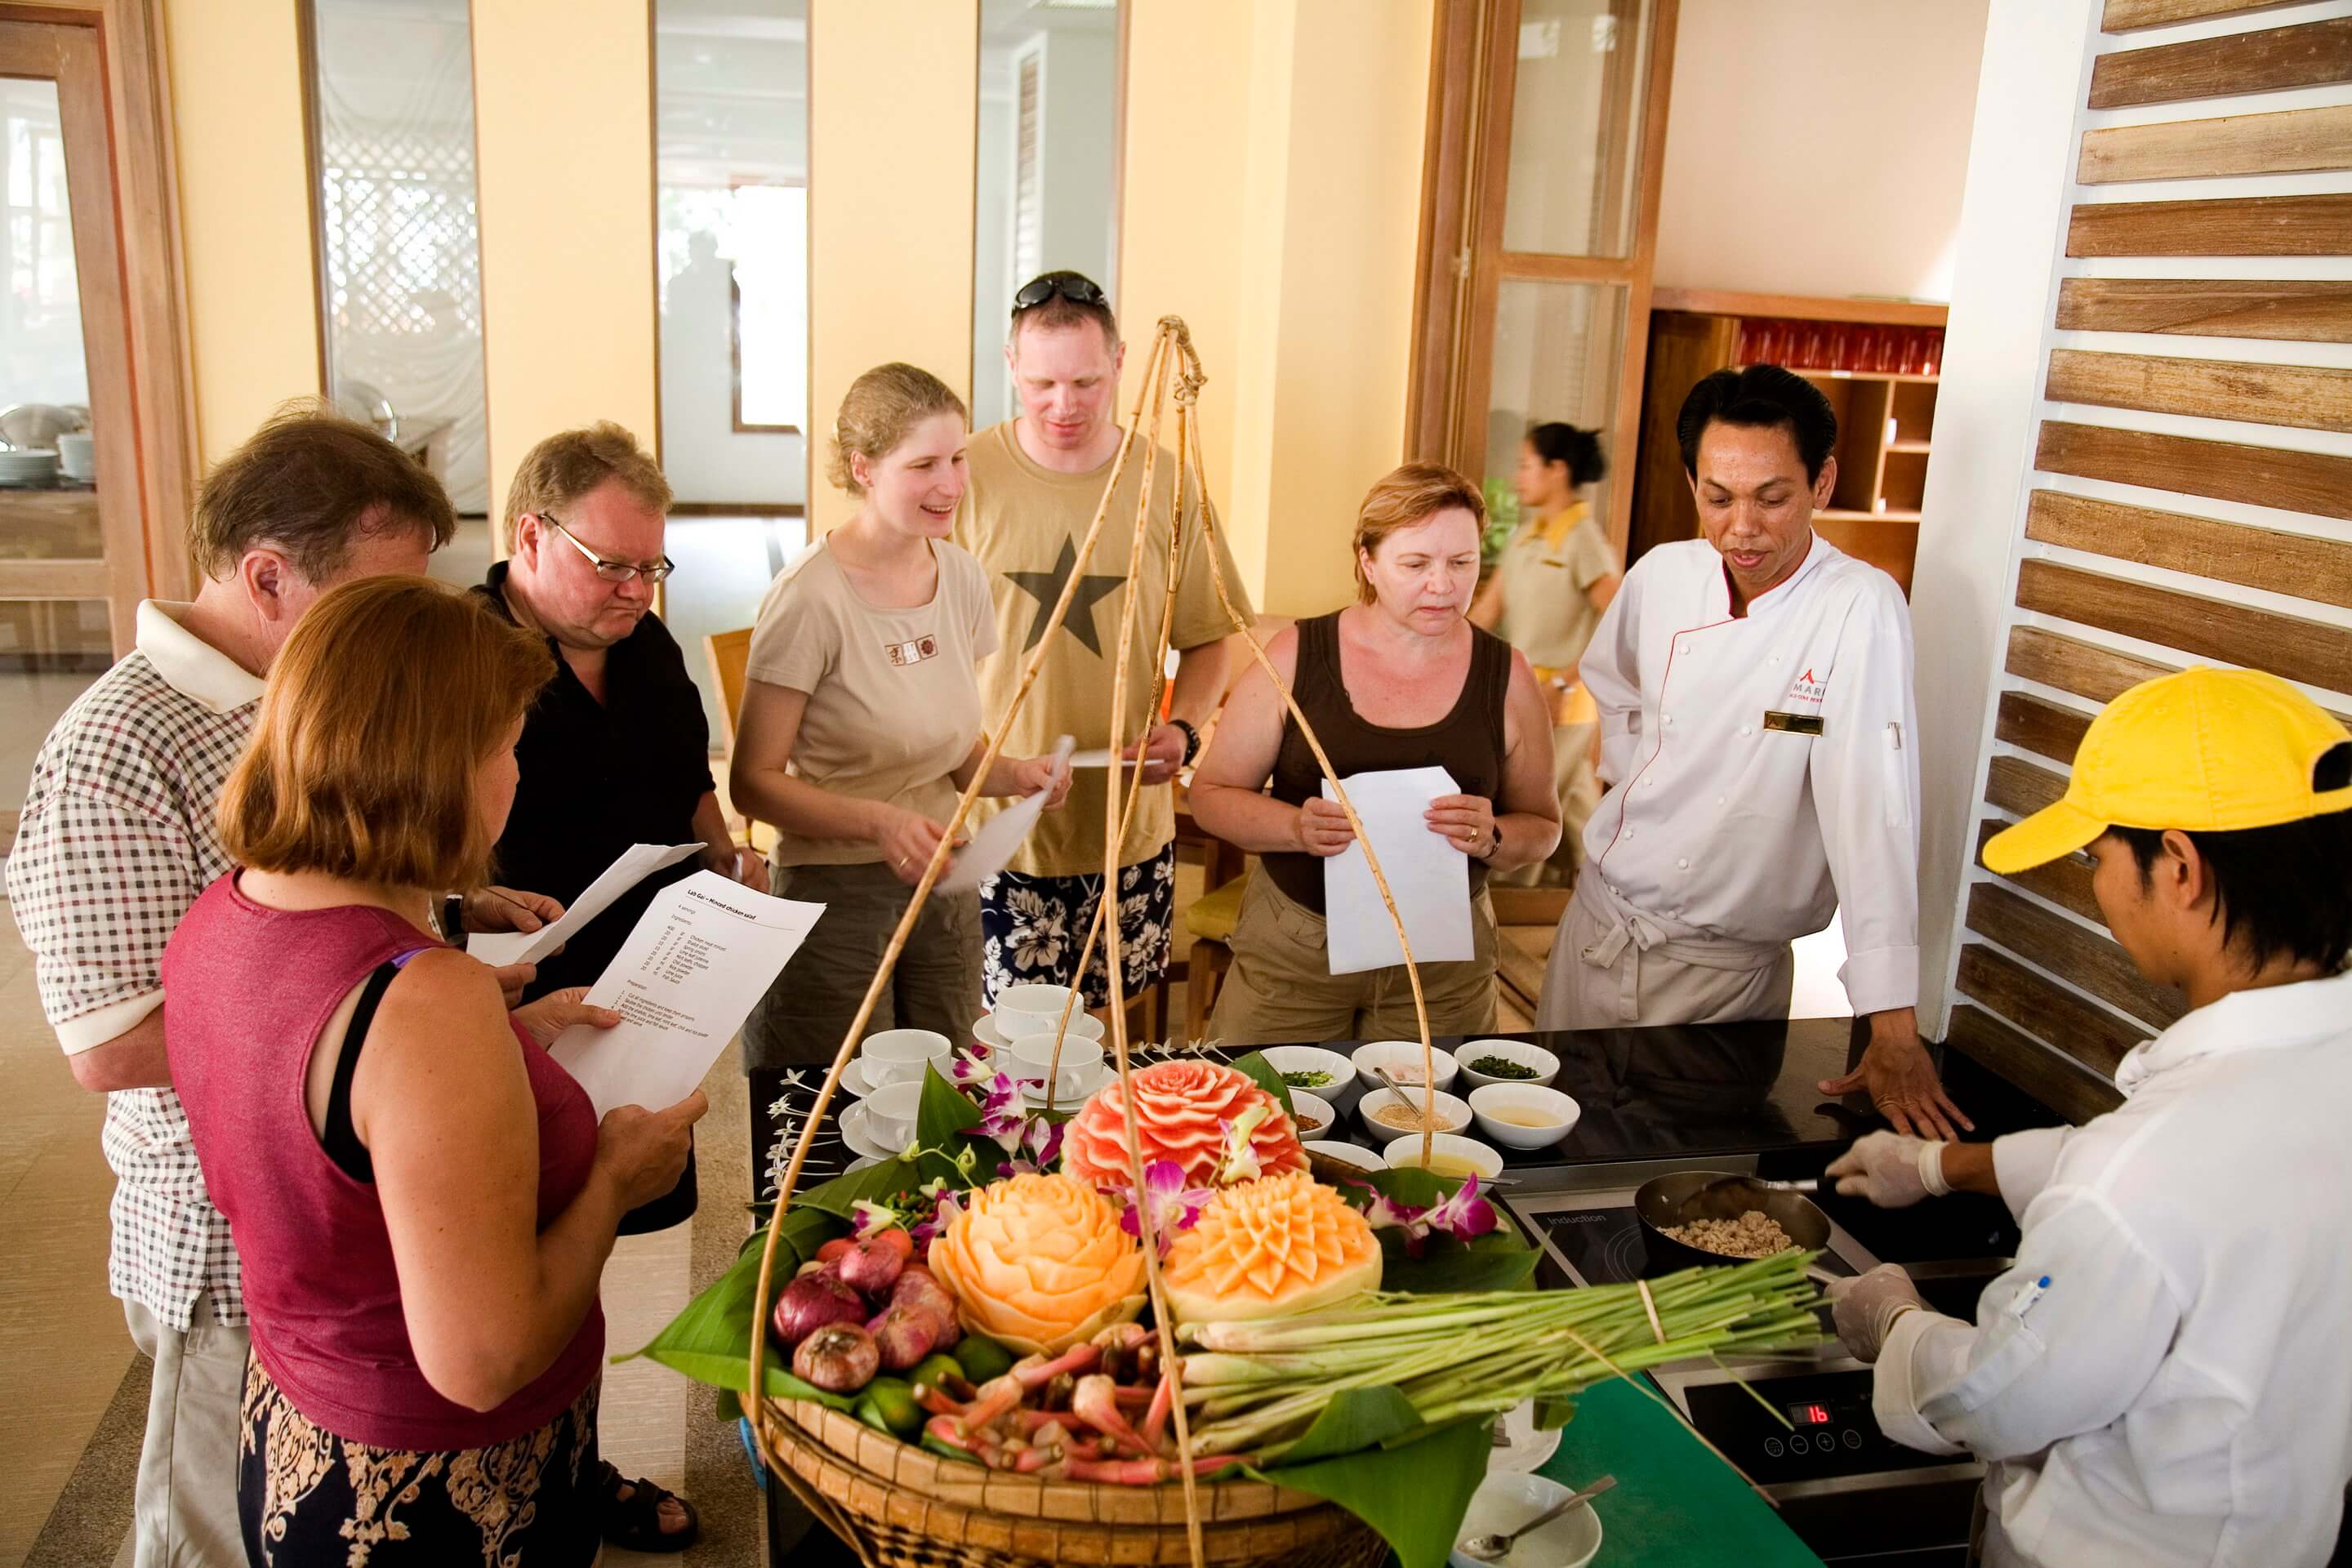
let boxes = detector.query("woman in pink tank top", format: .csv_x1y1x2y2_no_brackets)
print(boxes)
163,577,706,1567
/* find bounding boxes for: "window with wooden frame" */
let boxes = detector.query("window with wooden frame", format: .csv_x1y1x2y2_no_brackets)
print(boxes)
1406,0,1679,559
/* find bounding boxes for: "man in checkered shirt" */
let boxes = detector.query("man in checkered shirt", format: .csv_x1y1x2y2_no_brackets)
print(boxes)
4,408,561,1566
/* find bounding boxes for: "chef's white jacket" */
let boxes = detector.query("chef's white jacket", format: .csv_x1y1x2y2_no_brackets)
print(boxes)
1876,969,2352,1566
1578,533,1920,1014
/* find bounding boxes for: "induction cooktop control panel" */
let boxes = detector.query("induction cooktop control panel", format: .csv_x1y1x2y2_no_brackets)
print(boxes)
1659,1367,1964,1484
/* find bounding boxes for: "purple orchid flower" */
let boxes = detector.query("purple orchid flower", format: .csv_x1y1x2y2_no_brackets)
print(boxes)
1118,1160,1214,1254
1425,1171,1499,1239
946,1049,995,1088
1361,1171,1495,1256
849,1199,903,1241
915,1183,964,1248
1214,1104,1272,1185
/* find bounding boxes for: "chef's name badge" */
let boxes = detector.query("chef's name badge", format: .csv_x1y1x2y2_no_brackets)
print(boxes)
1762,710,1825,736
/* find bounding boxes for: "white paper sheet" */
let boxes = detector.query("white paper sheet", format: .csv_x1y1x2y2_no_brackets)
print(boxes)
549,870,826,1119
1321,765,1474,975
1068,748,1115,768
940,736,1076,890
466,841,706,969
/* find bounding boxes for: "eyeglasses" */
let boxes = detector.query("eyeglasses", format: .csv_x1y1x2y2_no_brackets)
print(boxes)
539,514,675,585
1011,272,1109,318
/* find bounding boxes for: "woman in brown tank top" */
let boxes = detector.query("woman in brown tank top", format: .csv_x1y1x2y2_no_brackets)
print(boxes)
1189,464,1561,1048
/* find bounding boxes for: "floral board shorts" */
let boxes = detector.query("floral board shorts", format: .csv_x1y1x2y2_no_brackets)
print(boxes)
238,1355,601,1567
979,845,1176,1009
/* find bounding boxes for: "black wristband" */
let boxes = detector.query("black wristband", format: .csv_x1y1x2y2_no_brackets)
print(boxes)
441,893,467,938
1169,717,1201,765
1481,822,1503,862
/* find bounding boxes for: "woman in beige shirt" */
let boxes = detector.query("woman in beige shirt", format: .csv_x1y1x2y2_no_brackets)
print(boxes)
734,364,1069,1086
1469,421,1622,884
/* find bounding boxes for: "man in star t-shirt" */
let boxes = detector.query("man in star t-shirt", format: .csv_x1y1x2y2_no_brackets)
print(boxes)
954,273,1255,1014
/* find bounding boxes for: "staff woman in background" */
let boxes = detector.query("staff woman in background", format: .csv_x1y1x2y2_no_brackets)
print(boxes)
734,364,1069,1115
164,577,706,1565
1191,462,1559,1046
1470,421,1622,885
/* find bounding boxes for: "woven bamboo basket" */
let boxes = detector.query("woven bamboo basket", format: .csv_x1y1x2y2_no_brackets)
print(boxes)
744,317,1450,1568
763,1401,1388,1568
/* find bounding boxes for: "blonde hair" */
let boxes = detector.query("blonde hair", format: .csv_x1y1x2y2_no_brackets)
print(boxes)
828,363,968,497
219,577,555,892
192,401,456,581
501,422,672,549
1352,461,1488,604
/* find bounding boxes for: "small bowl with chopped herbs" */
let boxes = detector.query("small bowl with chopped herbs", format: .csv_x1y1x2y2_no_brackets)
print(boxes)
1260,1045,1361,1117
1457,1039,1561,1091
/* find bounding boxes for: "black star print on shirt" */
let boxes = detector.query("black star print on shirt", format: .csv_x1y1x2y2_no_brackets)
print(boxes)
1005,537,1125,655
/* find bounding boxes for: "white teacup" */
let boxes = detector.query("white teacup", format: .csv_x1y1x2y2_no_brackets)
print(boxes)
1007,1032,1105,1097
994,982,1080,1027
56,431,93,480
863,1080,924,1147
862,1028,951,1085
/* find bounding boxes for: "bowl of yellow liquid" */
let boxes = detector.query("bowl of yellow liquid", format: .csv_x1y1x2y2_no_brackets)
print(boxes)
1467,1084,1581,1151
1360,1087,1473,1138
1381,1132,1504,1182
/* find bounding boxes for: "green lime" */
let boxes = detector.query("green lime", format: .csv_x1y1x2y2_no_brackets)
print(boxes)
909,1354,964,1396
952,1334,1014,1383
858,1375,922,1439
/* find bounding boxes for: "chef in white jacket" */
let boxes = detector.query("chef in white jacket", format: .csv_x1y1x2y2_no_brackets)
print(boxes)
1824,666,2352,1566
1535,364,1964,1137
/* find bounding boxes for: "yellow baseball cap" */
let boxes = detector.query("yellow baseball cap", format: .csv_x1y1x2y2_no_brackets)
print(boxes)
1983,666,2352,875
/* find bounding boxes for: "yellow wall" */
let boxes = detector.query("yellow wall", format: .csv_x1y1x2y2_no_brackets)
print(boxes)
162,0,319,468
150,0,1428,612
470,0,659,527
806,0,978,537
1119,0,1432,620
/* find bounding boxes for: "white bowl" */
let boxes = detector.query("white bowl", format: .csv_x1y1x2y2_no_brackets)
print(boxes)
1259,1045,1360,1115
1303,1138,1384,1173
1448,1470,1603,1568
1455,1038,1562,1091
1352,1039,1459,1094
1468,1084,1583,1151
1358,1087,1473,1139
995,982,1080,1021
861,1028,951,1085
1285,1089,1338,1141
1382,1131,1504,1182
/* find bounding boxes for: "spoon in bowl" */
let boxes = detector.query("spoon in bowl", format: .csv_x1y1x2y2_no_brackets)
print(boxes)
1457,1475,1617,1561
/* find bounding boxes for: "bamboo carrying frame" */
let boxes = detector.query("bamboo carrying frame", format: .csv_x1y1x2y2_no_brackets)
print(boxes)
744,320,1445,1568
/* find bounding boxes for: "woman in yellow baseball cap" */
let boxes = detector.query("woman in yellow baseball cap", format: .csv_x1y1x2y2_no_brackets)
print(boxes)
1820,666,2352,1566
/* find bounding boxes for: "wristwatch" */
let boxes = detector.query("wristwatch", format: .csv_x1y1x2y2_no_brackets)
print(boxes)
1479,822,1502,862
1169,717,1202,765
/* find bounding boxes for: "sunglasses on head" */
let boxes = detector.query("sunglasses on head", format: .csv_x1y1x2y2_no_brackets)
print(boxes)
1012,273,1108,317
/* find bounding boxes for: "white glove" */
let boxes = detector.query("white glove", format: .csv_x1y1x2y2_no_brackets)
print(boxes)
1825,1263,1927,1363
1825,1131,1949,1209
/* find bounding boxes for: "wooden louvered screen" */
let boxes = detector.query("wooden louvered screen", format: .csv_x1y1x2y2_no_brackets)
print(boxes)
1952,6,2352,1125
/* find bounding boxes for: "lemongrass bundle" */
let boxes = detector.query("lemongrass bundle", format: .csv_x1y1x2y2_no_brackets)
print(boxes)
1177,1254,1825,1459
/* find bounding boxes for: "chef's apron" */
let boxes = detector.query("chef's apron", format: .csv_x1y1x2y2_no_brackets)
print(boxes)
1535,871,1793,1030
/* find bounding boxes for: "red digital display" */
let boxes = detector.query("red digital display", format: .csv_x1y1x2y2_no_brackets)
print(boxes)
1787,1403,1832,1427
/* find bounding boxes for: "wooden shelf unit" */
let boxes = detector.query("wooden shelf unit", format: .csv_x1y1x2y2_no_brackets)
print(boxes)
1629,292,1948,595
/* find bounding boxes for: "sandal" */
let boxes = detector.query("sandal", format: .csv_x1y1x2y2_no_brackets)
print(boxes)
595,1459,701,1554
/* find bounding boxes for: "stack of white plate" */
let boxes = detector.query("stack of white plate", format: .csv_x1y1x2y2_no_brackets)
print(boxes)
0,449,60,487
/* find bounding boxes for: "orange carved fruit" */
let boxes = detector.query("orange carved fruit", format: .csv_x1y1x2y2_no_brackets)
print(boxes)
926,1173,1147,1356
1161,1171,1382,1324
1063,1060,1307,1190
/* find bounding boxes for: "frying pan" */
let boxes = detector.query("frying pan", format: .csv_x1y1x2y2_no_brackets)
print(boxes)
1634,1169,1833,1275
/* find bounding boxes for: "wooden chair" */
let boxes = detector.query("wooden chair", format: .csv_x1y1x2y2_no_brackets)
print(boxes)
704,628,776,854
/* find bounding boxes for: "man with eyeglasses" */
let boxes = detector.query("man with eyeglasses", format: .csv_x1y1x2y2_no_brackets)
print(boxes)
472,426,754,1379
956,272,1254,1018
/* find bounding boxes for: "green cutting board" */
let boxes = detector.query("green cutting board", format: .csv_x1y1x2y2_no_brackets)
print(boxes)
1534,1379,1824,1566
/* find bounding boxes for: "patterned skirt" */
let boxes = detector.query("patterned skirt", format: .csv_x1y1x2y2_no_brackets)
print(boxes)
238,1356,602,1568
